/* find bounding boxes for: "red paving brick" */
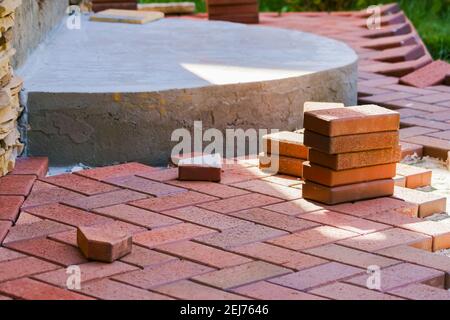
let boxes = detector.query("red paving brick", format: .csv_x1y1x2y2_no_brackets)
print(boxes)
0,175,36,196
232,242,327,271
400,221,450,251
154,280,247,300
197,193,282,214
34,261,138,288
94,204,181,229
0,257,59,282
393,186,447,218
345,263,445,292
42,173,119,196
231,180,301,200
120,245,178,269
10,157,48,178
0,278,93,300
21,181,84,209
136,168,178,182
168,180,250,198
24,203,113,227
0,221,11,244
388,283,450,300
196,223,287,249
232,281,325,300
192,261,291,290
304,244,399,269
112,260,213,289
311,282,402,300
269,262,363,291
0,195,24,222
131,191,218,212
156,241,252,268
133,223,216,248
75,162,158,181
6,238,88,266
338,228,432,252
267,226,358,251
400,60,450,88
106,175,186,197
3,220,73,245
79,278,171,300
263,198,325,216
0,247,25,263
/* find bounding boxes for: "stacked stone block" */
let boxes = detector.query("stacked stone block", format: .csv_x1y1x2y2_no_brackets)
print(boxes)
0,0,23,176
207,0,259,24
303,105,401,205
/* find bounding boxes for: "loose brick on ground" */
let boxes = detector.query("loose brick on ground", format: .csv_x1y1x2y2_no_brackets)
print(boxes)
131,191,218,212
304,244,399,269
269,262,363,291
0,257,59,282
120,245,178,269
94,204,180,229
10,157,48,178
396,163,432,189
338,228,432,252
75,162,158,181
155,240,252,268
232,281,325,300
79,278,171,300
267,225,358,251
228,208,319,232
3,220,73,245
345,263,445,292
133,223,216,248
6,238,88,266
399,221,450,251
0,278,93,300
113,260,213,289
106,175,186,197
193,261,291,290
388,283,450,300
310,282,402,300
0,175,36,196
262,131,309,159
393,186,447,218
161,206,248,231
42,173,119,196
195,223,287,249
259,153,305,178
24,203,113,227
154,280,247,300
64,189,148,211
0,195,24,222
232,242,327,271
197,193,282,214
34,261,138,288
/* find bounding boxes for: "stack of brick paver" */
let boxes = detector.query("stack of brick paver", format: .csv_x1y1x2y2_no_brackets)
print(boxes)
303,105,401,205
91,0,137,12
207,0,259,24
259,131,308,178
0,0,23,177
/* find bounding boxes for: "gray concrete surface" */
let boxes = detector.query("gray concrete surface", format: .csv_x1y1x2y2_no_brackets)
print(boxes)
12,0,67,69
19,16,358,166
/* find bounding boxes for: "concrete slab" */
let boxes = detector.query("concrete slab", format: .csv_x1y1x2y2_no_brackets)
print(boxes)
19,16,357,166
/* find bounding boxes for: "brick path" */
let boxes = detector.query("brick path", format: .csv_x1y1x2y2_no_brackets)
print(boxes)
1,7,450,300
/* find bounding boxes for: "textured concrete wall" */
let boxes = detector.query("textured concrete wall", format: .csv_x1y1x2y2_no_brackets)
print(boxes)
12,0,68,69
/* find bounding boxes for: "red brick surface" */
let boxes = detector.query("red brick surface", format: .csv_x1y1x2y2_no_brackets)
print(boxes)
400,60,450,88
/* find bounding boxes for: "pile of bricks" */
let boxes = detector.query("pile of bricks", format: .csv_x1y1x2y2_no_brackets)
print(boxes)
303,105,401,205
0,0,23,177
207,0,259,24
91,0,137,12
259,131,308,178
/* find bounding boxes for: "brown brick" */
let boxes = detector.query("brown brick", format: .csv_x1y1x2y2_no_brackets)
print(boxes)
400,221,450,251
259,153,305,177
303,179,394,205
177,154,222,182
304,130,399,154
77,225,132,263
400,60,450,88
304,105,399,137
396,163,432,188
393,186,447,218
304,163,396,187
262,131,308,159
309,146,400,171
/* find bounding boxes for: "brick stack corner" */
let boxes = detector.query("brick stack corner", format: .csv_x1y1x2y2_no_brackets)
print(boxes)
0,0,23,177
91,0,137,12
207,0,259,24
303,105,401,205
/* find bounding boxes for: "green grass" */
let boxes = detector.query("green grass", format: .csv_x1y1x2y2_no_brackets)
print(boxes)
139,0,450,61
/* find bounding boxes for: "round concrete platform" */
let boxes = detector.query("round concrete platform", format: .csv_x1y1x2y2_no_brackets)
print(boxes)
20,16,358,166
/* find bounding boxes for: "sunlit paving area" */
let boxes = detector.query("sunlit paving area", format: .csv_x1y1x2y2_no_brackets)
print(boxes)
0,0,450,303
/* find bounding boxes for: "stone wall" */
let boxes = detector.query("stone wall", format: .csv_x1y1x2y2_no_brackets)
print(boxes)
12,0,67,69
